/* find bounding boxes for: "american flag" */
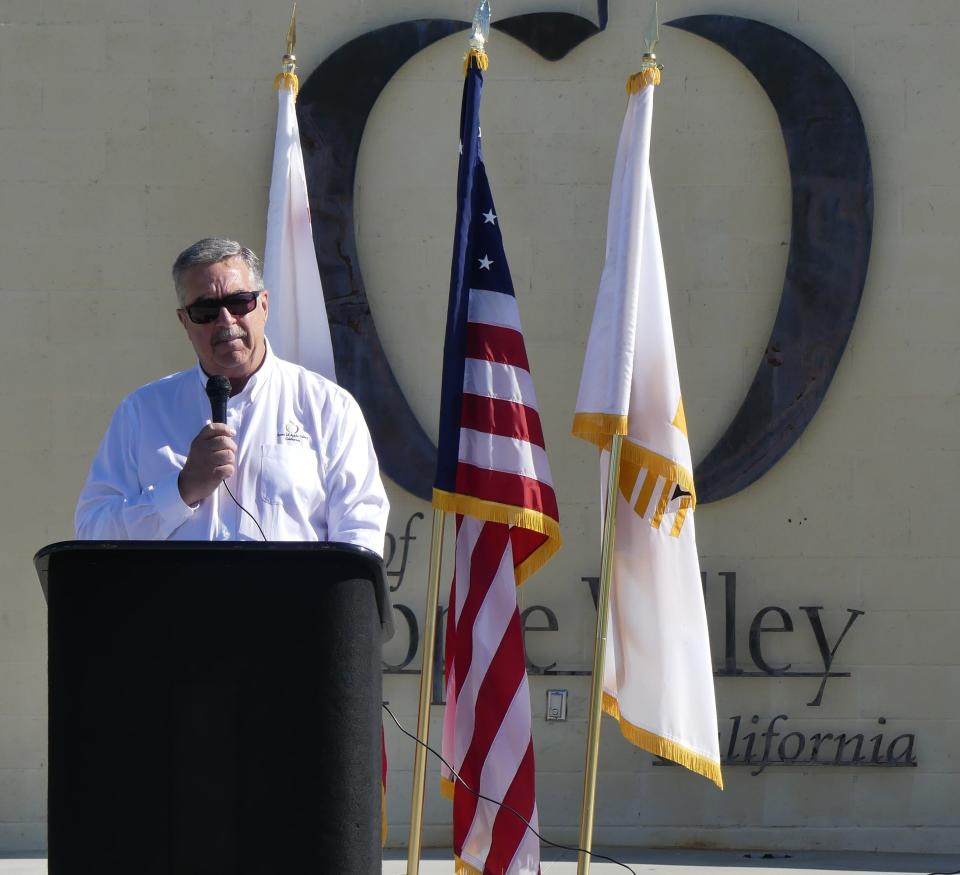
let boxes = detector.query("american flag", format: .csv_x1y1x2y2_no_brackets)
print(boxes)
433,54,561,875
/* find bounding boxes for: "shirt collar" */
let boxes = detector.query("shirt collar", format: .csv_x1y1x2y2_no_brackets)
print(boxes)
193,339,275,406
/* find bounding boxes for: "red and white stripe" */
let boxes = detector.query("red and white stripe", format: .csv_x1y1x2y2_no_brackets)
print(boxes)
454,289,558,544
443,518,540,875
441,286,554,875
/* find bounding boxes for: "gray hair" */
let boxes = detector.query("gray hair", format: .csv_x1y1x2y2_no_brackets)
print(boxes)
172,237,264,306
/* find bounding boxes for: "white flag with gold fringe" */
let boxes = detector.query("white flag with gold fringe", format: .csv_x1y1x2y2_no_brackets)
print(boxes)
572,69,723,788
265,36,388,838
263,61,336,382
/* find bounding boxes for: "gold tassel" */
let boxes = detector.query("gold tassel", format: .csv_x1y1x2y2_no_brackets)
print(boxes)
274,70,299,97
463,46,489,75
626,67,661,94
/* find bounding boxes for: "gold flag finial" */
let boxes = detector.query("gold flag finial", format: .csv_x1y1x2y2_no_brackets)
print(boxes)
464,0,491,74
275,1,299,96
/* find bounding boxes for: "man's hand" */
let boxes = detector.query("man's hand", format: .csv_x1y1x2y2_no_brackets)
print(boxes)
178,423,237,507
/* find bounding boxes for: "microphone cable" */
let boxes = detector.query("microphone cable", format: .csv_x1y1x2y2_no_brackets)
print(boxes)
204,375,266,540
380,702,636,874
220,481,267,541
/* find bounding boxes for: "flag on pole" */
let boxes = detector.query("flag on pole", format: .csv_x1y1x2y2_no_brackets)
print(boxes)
265,30,385,832
263,56,336,382
572,69,723,788
435,48,562,875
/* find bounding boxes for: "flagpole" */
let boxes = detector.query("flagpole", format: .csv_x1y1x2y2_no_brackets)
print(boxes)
577,432,624,875
408,5,489,866
576,10,664,868
405,508,445,875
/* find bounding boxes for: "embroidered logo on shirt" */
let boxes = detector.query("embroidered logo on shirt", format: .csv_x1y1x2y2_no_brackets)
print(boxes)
279,421,310,444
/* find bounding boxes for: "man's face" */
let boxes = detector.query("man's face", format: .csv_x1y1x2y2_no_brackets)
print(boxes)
177,257,270,379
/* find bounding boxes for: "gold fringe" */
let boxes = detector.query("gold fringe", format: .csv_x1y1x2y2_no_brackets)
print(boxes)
603,693,724,788
573,416,696,507
572,411,629,447
432,489,562,586
463,47,489,75
626,67,661,94
514,532,562,587
274,70,299,97
440,775,456,801
619,439,696,507
455,855,484,875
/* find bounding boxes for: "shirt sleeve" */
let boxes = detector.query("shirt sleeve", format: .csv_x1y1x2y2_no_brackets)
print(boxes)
323,394,390,557
75,397,196,540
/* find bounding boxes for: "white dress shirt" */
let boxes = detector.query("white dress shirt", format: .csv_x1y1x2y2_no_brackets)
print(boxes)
75,345,389,555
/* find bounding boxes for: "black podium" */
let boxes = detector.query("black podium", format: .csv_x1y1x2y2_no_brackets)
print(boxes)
35,541,393,875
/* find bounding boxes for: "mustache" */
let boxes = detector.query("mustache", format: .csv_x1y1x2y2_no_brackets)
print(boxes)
213,327,247,343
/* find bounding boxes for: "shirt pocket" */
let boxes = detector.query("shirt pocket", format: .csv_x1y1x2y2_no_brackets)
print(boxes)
259,444,324,509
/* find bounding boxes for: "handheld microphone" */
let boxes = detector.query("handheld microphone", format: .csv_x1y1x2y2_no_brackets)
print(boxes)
203,374,267,541
205,375,231,423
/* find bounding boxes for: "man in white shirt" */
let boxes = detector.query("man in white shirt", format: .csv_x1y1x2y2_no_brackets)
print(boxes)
76,238,389,554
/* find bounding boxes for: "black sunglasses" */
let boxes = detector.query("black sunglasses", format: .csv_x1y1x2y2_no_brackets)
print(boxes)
183,291,262,324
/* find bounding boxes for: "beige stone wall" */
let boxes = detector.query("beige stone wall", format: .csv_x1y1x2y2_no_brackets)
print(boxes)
0,0,957,854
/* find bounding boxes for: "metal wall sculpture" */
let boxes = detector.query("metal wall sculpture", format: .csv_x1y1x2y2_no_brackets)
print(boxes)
667,16,873,502
297,6,872,504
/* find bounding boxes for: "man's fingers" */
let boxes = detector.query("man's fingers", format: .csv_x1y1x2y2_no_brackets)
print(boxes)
191,433,237,456
180,423,238,505
205,436,238,454
197,422,236,440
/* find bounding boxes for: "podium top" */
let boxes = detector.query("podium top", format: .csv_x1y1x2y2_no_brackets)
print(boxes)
35,540,394,640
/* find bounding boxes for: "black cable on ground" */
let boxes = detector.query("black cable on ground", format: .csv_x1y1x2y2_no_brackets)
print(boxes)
381,702,636,874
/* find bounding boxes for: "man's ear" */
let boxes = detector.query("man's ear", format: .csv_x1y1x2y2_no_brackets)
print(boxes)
261,289,269,321
176,309,189,331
